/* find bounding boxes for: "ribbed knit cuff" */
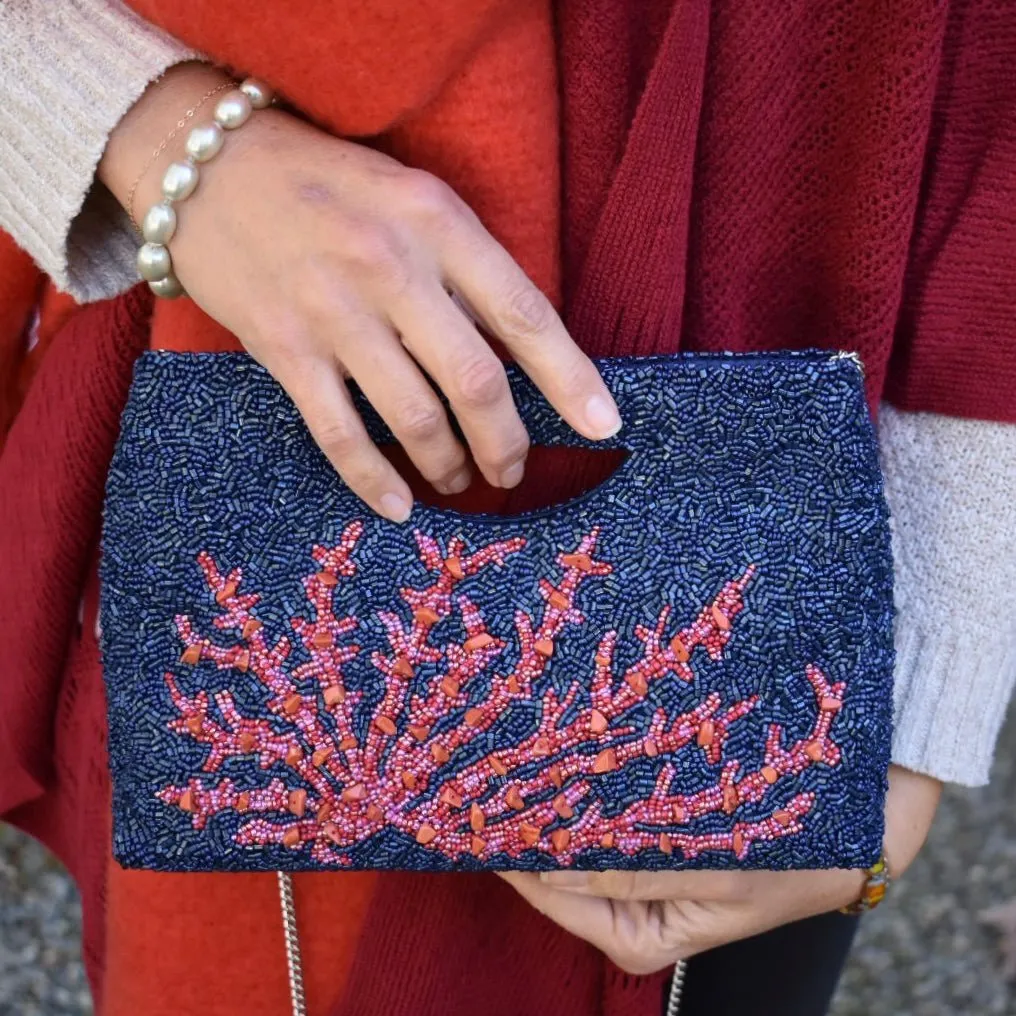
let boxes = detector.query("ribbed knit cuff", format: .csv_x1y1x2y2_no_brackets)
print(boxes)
892,620,1016,786
881,404,1016,787
0,0,198,302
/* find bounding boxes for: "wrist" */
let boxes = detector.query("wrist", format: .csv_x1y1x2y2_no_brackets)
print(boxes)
128,77,278,298
883,763,942,875
98,61,233,220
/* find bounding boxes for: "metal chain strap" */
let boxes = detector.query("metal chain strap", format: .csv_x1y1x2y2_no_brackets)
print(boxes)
665,959,687,1016
277,871,308,1016
278,869,685,1016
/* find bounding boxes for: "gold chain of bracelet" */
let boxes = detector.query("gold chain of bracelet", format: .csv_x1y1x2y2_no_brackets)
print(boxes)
126,80,233,230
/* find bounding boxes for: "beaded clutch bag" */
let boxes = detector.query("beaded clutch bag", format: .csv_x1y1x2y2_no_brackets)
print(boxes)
100,350,893,873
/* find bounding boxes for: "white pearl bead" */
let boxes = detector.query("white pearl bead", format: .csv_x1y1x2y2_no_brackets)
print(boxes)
162,161,199,202
149,273,185,299
240,78,274,109
214,90,253,130
185,122,224,162
137,242,172,281
141,203,177,245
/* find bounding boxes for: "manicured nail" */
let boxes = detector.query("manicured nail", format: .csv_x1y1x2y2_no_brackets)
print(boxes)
584,394,622,439
540,871,589,888
379,492,412,523
444,469,471,494
499,460,525,488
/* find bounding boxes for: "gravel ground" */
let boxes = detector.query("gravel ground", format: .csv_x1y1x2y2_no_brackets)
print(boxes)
0,825,91,1016
832,707,1016,1016
3,714,1016,1015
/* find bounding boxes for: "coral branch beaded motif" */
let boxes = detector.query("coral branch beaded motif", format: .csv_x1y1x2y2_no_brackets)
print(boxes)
157,524,846,867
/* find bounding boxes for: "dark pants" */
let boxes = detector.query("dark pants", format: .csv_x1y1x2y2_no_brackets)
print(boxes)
664,911,861,1016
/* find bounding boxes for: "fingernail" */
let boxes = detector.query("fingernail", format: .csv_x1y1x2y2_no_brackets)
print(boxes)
540,870,589,888
584,394,622,439
444,469,471,494
379,492,412,523
499,460,525,488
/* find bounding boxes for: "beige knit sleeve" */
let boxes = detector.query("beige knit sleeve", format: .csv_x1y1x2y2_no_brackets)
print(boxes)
0,0,198,301
881,406,1016,786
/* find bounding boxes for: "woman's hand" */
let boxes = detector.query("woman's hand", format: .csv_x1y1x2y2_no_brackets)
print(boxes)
100,64,621,521
500,765,941,975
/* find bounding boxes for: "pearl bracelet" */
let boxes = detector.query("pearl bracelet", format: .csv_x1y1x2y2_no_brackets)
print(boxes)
136,78,274,299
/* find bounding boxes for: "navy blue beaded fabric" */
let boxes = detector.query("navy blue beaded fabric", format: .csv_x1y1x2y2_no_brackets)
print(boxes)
100,351,893,873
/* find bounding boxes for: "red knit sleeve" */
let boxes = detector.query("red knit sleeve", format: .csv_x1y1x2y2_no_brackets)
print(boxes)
885,0,1016,422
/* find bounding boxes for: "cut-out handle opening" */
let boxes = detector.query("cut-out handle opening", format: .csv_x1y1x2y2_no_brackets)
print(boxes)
381,444,631,517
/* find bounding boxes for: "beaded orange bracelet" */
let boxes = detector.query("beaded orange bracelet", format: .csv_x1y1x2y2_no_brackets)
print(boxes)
841,848,891,914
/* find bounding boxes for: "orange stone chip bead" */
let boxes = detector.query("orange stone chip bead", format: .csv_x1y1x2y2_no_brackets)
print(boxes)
550,829,571,852
805,740,825,761
625,673,649,697
415,824,438,845
520,823,541,847
552,794,574,819
669,635,690,662
180,644,203,666
469,803,485,832
392,656,415,679
711,605,731,630
374,714,397,736
312,629,334,649
241,618,262,638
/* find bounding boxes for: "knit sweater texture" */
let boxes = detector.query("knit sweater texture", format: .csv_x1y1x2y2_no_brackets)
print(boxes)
1,0,1013,785
1,1,1015,1014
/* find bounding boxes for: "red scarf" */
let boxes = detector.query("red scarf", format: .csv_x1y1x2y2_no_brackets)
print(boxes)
1,1,1014,1013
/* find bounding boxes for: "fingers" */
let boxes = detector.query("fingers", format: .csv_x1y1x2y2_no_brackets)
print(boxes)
221,154,625,511
499,872,615,941
334,308,472,494
276,354,414,522
391,286,530,489
440,224,622,442
499,873,679,975
537,866,865,924
503,867,863,977
538,869,751,902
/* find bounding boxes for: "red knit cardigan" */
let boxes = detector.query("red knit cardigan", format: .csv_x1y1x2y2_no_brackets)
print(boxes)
1,1,1015,1014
